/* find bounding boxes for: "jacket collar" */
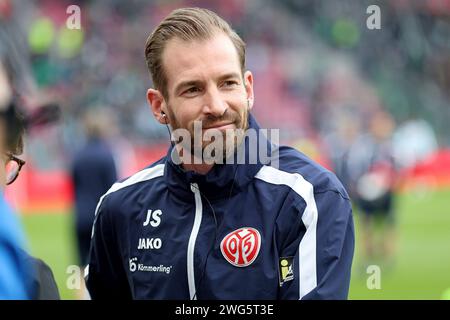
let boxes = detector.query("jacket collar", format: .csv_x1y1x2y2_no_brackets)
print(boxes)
164,113,272,201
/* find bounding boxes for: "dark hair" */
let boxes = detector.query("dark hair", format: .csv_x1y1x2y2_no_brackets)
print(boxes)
0,100,25,155
145,7,246,99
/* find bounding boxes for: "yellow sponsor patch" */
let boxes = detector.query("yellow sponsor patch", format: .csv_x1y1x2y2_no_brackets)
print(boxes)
278,257,294,286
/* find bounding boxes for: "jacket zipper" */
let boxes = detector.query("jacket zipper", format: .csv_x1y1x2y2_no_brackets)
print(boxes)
187,183,203,300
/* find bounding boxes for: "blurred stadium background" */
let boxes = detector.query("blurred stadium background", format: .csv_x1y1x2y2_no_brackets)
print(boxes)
2,0,450,299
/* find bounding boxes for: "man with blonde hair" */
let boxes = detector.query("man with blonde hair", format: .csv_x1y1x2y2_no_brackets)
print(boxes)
87,7,354,300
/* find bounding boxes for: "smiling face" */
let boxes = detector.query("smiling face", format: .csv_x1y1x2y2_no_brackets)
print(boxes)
147,32,254,161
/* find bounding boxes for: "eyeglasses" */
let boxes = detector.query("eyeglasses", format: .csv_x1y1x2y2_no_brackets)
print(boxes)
4,153,26,185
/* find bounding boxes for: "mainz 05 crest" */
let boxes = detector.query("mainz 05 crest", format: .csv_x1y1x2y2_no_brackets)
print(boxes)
220,227,261,267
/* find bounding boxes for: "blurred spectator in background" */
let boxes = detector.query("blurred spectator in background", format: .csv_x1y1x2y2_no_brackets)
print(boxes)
392,115,439,169
71,108,117,299
343,111,398,269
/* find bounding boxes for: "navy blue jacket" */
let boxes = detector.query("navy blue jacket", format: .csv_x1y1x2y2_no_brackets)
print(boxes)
86,115,354,300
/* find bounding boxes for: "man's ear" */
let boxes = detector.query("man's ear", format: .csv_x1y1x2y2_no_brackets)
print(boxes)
243,70,254,110
147,89,168,124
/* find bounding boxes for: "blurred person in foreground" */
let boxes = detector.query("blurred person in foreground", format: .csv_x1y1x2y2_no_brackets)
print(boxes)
0,62,33,299
71,109,117,299
0,60,60,299
86,8,354,300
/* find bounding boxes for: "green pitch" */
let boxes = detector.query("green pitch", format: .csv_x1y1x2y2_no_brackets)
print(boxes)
20,188,450,300
20,212,79,299
349,188,450,299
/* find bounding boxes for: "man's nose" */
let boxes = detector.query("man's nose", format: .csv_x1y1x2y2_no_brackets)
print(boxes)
202,88,227,117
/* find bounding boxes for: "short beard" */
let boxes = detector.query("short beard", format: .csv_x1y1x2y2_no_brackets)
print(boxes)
168,105,249,163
